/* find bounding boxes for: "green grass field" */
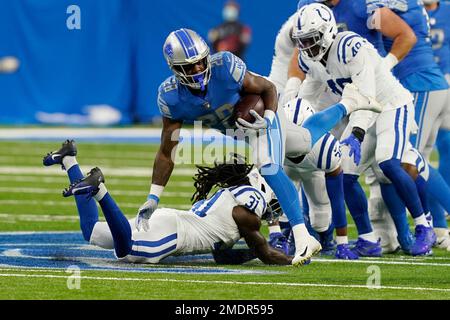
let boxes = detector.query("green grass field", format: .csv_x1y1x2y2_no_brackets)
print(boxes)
0,139,449,300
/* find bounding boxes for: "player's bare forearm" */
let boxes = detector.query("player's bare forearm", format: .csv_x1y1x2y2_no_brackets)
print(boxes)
288,48,305,80
241,71,278,112
378,8,416,61
151,117,182,186
233,206,292,265
246,230,292,265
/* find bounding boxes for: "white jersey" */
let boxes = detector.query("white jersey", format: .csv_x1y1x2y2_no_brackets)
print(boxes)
175,185,267,254
299,31,413,130
268,12,297,93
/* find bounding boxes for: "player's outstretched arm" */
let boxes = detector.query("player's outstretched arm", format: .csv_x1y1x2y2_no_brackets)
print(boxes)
136,117,182,231
232,206,293,265
152,117,183,187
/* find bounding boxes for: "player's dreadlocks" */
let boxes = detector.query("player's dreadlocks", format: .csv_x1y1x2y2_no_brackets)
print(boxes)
191,154,254,203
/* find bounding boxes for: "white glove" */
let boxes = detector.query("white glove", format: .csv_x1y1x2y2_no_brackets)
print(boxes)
280,77,302,106
135,195,159,232
340,83,382,114
236,110,275,131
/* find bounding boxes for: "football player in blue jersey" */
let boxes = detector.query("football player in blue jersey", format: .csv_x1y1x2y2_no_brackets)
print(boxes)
366,0,450,253
424,0,450,250
137,28,381,266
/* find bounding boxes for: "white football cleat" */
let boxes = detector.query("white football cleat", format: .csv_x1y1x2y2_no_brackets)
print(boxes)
292,235,322,267
341,83,382,114
435,229,450,250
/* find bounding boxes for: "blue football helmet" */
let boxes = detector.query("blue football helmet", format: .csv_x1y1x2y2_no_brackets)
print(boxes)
163,28,211,91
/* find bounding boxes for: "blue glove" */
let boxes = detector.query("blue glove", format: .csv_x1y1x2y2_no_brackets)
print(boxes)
341,133,361,165
269,232,289,255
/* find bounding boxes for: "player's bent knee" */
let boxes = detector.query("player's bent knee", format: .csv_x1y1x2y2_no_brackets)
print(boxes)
89,222,114,250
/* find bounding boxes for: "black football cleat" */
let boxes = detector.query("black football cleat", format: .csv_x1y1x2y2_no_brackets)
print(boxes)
63,167,105,197
43,140,77,167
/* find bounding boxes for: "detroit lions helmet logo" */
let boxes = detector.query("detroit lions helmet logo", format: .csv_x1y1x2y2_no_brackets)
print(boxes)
164,43,174,58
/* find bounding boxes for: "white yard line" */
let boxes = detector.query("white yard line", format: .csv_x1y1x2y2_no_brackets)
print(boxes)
0,187,192,198
0,200,191,210
0,166,196,177
0,272,448,292
0,175,194,188
313,258,450,267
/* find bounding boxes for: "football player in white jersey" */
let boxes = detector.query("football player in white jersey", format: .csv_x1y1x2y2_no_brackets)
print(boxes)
44,141,293,265
292,3,436,256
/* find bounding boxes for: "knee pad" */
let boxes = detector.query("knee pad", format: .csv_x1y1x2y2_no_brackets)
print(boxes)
89,222,114,250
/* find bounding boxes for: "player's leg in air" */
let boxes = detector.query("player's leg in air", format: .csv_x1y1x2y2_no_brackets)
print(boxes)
260,93,375,262
43,140,178,262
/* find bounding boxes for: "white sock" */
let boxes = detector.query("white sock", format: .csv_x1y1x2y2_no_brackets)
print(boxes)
359,232,377,242
268,225,281,235
93,183,107,202
292,223,309,251
414,214,429,227
62,156,77,171
336,236,348,245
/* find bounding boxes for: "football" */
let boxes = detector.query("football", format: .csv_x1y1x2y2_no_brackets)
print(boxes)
233,94,265,123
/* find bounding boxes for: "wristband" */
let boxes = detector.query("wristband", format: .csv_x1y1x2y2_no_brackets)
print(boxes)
384,53,399,70
352,127,366,143
148,184,164,202
264,109,276,125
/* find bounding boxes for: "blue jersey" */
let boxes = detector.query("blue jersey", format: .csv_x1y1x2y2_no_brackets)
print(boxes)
157,51,246,133
369,0,448,91
428,2,450,75
297,0,386,55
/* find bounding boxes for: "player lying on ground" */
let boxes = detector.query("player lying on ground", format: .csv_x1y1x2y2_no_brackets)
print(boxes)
43,143,292,265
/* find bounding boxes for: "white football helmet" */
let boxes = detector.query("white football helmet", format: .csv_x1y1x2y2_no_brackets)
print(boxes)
163,28,211,91
247,167,274,205
282,97,315,126
292,3,337,61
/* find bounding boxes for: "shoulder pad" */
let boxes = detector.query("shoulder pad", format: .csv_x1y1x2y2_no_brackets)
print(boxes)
215,51,247,85
336,32,366,64
229,185,267,217
157,77,179,119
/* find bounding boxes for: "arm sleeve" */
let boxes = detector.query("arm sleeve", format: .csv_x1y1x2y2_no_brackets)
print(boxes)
230,186,267,218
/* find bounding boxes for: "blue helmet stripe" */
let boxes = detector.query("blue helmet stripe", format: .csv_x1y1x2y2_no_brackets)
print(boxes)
182,29,199,56
174,29,197,59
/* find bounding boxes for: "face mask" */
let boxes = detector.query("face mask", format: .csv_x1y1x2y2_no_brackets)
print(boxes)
223,6,239,22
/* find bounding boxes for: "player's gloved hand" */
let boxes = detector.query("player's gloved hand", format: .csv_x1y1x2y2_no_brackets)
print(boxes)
236,110,270,131
135,194,159,232
269,232,289,255
341,133,361,165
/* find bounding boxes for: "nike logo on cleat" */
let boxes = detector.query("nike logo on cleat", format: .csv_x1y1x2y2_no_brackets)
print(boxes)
299,246,308,257
72,186,91,194
51,154,61,160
